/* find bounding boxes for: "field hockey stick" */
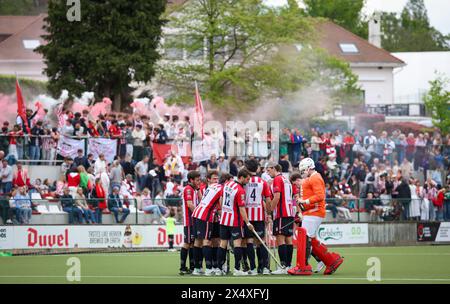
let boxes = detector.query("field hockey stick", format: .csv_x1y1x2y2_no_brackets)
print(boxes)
251,226,284,269
280,218,297,230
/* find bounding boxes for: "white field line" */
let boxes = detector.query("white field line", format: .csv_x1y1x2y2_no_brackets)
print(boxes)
0,275,449,282
7,252,450,258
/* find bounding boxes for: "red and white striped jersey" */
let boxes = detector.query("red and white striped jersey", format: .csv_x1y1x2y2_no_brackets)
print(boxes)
220,181,246,227
292,183,301,215
199,182,207,198
245,176,271,221
192,183,223,222
182,184,199,227
271,174,294,219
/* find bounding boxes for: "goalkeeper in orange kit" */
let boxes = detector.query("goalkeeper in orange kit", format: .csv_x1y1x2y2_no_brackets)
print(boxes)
288,158,344,276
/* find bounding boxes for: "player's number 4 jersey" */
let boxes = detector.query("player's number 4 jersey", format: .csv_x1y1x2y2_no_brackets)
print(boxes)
245,176,271,221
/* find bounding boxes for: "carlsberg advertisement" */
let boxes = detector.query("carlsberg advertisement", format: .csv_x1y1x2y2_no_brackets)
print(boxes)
317,224,369,245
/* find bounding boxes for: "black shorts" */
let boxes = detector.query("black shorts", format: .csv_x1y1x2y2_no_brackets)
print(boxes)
219,225,244,241
273,217,294,237
183,225,195,244
194,218,213,241
244,221,265,239
211,222,220,239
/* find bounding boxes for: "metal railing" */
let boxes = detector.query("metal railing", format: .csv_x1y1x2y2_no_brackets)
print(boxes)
323,198,449,223
1,196,449,225
1,133,448,164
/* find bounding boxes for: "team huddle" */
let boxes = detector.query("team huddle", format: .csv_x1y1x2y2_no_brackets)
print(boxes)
179,158,344,276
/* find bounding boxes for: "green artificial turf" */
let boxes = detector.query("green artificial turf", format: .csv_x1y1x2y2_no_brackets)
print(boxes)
0,246,449,284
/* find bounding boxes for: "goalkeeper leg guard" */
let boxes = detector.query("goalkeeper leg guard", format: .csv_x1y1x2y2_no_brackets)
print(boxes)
311,238,343,275
305,236,312,266
288,227,312,276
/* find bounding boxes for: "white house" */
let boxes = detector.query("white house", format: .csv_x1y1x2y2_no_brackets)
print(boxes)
315,20,406,111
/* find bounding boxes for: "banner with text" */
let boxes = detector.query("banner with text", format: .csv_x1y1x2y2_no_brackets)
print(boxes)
265,223,369,247
418,222,450,242
192,139,216,162
57,136,85,158
0,225,184,250
316,223,369,245
0,224,372,250
435,222,450,242
88,138,118,163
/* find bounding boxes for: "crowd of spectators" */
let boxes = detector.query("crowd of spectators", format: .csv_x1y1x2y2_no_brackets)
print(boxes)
0,107,449,225
277,127,450,222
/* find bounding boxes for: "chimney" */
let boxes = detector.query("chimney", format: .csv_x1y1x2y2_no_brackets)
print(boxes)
368,11,382,48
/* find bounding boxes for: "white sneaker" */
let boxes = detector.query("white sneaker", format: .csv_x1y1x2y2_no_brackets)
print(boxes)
222,264,228,274
262,267,272,275
315,261,325,273
192,268,203,276
6,219,12,224
218,269,227,276
248,268,258,276
204,268,215,276
233,269,248,276
271,266,287,275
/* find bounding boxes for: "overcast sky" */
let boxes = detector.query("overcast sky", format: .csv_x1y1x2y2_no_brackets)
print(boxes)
264,0,450,35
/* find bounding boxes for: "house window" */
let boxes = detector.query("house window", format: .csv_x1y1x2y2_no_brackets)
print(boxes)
339,43,359,53
23,39,40,50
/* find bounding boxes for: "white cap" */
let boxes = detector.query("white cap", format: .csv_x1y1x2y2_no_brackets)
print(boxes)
368,129,373,134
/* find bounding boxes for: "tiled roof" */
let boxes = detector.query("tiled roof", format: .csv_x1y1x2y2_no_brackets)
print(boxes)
316,20,405,66
0,14,46,61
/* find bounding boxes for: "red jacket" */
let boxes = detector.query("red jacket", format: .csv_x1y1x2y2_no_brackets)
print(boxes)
67,173,80,188
433,191,445,208
13,169,31,188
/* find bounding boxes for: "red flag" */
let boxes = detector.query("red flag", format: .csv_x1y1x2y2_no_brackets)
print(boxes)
194,81,204,140
151,143,191,166
16,78,30,133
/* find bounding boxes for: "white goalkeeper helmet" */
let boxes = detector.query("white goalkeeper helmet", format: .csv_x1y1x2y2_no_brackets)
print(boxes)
299,158,315,177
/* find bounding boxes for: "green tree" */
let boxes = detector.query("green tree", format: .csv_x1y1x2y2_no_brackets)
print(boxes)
381,0,449,52
423,74,450,134
37,0,167,111
303,0,368,39
156,0,361,112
